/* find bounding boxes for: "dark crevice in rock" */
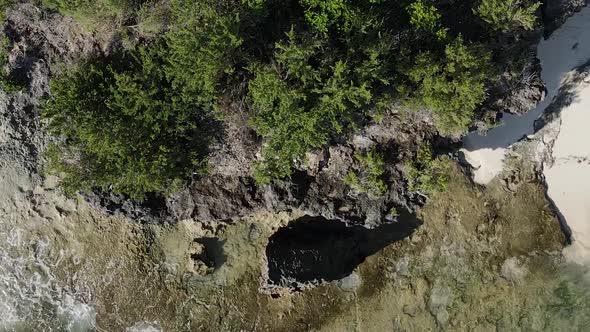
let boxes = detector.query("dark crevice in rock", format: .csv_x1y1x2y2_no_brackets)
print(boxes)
265,214,421,290
193,237,226,270
85,190,168,223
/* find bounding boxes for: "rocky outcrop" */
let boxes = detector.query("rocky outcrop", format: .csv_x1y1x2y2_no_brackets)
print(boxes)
87,110,436,227
486,58,546,116
4,4,97,99
174,110,436,228
1,4,439,228
1,4,99,179
543,0,588,34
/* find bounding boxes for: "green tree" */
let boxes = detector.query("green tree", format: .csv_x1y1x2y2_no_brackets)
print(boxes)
402,36,492,134
43,0,241,198
475,0,541,32
248,28,391,183
344,149,388,197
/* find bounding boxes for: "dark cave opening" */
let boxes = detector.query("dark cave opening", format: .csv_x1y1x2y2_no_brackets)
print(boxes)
191,237,227,270
265,214,421,289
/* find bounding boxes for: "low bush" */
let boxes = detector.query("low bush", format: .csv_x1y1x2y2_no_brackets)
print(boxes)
406,145,451,196
475,0,541,33
344,149,388,197
43,0,241,198
401,36,492,135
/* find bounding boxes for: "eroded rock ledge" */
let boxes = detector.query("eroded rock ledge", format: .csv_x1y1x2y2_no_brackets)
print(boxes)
90,110,439,228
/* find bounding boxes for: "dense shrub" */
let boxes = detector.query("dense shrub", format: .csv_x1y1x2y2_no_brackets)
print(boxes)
475,0,541,32
300,0,388,34
401,36,492,134
407,0,447,40
344,149,388,197
40,0,535,192
43,0,241,198
248,27,391,183
406,145,451,196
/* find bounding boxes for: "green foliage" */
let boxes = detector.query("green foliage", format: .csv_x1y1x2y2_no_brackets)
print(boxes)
166,0,241,102
40,0,535,191
407,0,447,40
549,281,589,319
406,145,450,195
43,0,241,198
402,36,492,134
248,28,390,183
242,0,267,10
0,33,24,92
0,0,15,22
299,0,385,33
475,0,541,32
300,0,348,32
344,149,387,197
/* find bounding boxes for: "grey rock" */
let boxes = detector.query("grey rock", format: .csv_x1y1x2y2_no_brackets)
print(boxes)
403,304,419,317
395,256,410,277
500,257,528,284
5,4,97,98
337,271,362,292
428,283,454,326
0,3,100,182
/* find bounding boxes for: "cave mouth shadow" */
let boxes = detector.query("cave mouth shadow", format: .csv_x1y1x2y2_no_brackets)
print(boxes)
265,214,421,289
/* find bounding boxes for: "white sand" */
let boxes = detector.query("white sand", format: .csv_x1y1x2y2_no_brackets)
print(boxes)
544,81,590,264
462,6,590,185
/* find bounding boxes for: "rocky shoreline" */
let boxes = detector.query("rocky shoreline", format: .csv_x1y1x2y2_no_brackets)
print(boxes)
1,0,589,330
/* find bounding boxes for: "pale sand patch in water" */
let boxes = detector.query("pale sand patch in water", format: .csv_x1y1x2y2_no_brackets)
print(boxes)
544,81,590,264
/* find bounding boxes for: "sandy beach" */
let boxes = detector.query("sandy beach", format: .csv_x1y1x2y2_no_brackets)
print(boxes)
462,6,590,185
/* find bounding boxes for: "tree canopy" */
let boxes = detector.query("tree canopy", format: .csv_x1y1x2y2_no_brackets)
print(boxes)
36,0,540,196
44,0,240,198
